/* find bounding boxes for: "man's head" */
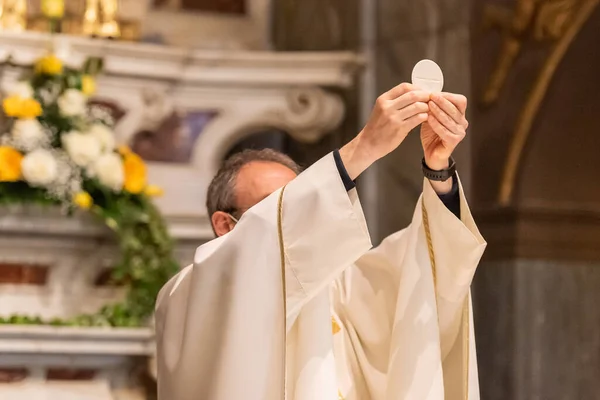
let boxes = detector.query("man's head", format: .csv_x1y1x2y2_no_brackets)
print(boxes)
206,149,301,237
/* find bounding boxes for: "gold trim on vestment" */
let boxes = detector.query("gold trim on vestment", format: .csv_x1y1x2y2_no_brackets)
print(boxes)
277,186,287,399
277,186,346,399
422,199,470,400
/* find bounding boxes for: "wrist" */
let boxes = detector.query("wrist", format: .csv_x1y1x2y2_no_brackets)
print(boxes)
339,131,378,180
424,155,450,171
422,156,455,195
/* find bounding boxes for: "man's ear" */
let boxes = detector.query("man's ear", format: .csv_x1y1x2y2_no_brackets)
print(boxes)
211,211,236,237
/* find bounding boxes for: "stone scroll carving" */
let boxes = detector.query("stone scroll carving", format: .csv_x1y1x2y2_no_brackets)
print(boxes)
279,87,345,142
190,86,345,180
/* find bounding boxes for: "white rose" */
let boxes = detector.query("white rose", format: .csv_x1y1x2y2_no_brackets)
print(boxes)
88,123,115,152
57,89,87,117
62,131,102,167
91,152,124,191
11,119,48,151
4,81,33,99
21,149,58,186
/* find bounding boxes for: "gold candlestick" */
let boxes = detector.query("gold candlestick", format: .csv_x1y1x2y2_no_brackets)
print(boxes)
0,0,27,31
82,0,120,38
41,0,65,19
82,0,99,35
98,0,120,38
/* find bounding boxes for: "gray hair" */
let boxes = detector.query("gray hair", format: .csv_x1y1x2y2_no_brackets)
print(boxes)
206,148,301,220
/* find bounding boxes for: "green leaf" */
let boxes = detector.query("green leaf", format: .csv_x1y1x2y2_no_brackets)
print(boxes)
82,57,104,76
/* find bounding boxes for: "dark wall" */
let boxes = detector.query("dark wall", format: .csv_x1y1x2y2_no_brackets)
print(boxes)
470,2,600,399
272,0,361,51
264,0,362,167
471,1,600,260
472,0,600,204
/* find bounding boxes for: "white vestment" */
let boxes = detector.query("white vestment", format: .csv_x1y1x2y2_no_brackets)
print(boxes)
155,152,486,400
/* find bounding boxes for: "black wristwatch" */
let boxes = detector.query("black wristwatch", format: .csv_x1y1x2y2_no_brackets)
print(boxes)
422,157,456,182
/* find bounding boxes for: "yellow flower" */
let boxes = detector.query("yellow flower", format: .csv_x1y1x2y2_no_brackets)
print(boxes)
81,75,96,96
0,146,23,182
19,98,43,118
35,54,63,75
3,96,23,117
73,192,93,209
2,97,42,119
123,152,147,194
5,98,43,119
118,145,132,156
41,0,65,19
144,184,164,198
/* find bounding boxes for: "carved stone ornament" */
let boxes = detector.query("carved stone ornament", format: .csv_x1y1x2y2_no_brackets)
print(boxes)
0,325,153,400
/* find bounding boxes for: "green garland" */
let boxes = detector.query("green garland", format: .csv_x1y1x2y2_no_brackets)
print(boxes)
0,57,179,327
0,183,179,327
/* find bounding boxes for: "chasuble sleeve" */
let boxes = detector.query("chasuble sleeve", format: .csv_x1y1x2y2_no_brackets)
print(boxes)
333,176,485,342
421,176,487,359
274,152,373,326
330,175,486,399
154,152,372,400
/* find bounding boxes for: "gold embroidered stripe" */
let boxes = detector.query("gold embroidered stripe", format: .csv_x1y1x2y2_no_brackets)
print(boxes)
422,200,470,400
277,186,287,399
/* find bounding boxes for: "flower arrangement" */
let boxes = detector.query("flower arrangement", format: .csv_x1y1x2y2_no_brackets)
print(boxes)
0,53,178,327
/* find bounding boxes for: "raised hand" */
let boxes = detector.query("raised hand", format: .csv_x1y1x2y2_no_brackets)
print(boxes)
420,92,469,171
341,83,430,180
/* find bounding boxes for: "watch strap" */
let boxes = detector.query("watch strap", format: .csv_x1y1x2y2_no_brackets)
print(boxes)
422,157,456,181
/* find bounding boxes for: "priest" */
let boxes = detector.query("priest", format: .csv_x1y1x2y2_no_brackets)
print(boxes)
155,82,486,400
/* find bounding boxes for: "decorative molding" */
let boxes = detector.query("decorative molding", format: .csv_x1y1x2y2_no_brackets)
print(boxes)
0,326,153,399
191,86,345,180
0,31,363,87
0,381,117,400
0,326,153,356
0,204,211,241
0,206,107,239
278,87,345,142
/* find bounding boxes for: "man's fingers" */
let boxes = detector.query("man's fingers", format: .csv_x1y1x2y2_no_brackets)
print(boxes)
427,114,463,144
403,113,429,132
430,93,463,124
383,82,419,100
392,90,432,110
398,101,429,120
429,101,462,134
440,92,468,115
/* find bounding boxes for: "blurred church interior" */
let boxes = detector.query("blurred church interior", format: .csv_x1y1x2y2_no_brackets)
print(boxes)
0,0,598,399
